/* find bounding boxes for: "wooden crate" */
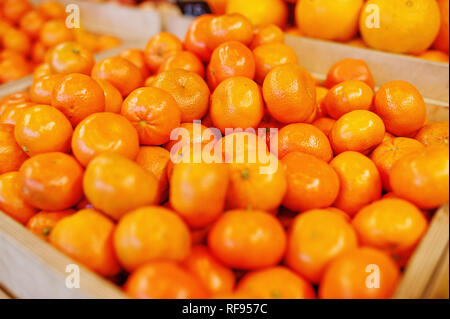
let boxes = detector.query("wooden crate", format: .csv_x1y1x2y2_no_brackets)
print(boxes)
0,18,448,300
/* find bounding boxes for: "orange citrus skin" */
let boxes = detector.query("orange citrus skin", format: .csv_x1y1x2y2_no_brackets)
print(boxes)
144,32,183,73
415,121,449,146
26,210,74,240
0,124,28,174
325,58,375,90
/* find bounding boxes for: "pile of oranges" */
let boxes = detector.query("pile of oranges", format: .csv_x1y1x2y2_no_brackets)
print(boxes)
0,11,449,299
0,0,121,84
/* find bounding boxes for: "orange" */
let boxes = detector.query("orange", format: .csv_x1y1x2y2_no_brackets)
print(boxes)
374,81,427,137
433,0,449,53
0,124,28,174
39,20,74,48
330,110,385,154
415,121,449,146
275,123,333,161
170,162,229,228
417,50,449,63
2,0,32,24
208,14,254,50
330,151,382,216
144,31,183,73
164,122,218,154
114,206,191,272
2,28,31,56
19,10,46,39
325,58,375,89
360,0,441,54
250,24,284,50
19,152,84,211
263,64,316,124
33,63,52,80
135,146,171,203
253,43,298,85
207,41,256,90
206,0,227,14
312,117,336,137
121,87,181,145
26,210,74,240
210,77,264,133
73,29,98,53
323,80,374,119
0,102,33,126
125,261,209,299
51,73,106,126
49,42,95,75
0,91,30,112
119,48,151,79
296,0,363,41
72,112,140,167
319,247,400,299
29,74,63,105
183,245,235,295
31,41,47,64
227,0,288,28
93,78,123,113
184,14,215,63
158,50,205,78
390,146,449,210
353,198,428,255
0,172,37,224
153,69,210,122
371,137,426,191
83,153,159,220
236,266,315,299
37,0,66,20
0,54,31,84
281,151,340,212
97,35,121,52
208,209,287,270
49,209,121,276
14,104,73,156
285,209,358,283
91,56,144,97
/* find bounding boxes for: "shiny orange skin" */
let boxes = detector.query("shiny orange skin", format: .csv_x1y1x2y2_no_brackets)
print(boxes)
374,81,427,137
170,162,229,228
144,32,183,73
417,50,449,63
49,42,95,75
49,209,121,276
210,77,264,133
158,51,205,78
314,86,329,119
136,146,171,203
250,24,284,50
330,110,386,154
330,151,382,216
0,124,28,174
18,152,83,211
0,91,30,112
208,209,287,270
275,123,333,162
51,73,105,126
164,122,218,154
121,87,181,145
184,14,215,63
433,0,449,53
93,78,123,113
182,245,236,295
415,121,449,146
0,102,33,126
319,247,400,299
114,206,191,272
390,146,449,210
26,210,74,240
37,0,66,20
72,112,140,167
83,153,159,220
14,104,73,156
2,0,32,23
253,43,298,85
236,266,316,299
19,10,46,39
33,63,52,80
312,117,336,137
206,0,227,14
0,172,37,224
323,80,374,119
153,69,210,122
220,131,269,164
207,41,256,89
208,13,254,49
325,58,375,90
263,64,316,124
353,198,428,255
2,28,31,56
125,261,209,299
91,56,144,97
285,209,358,284
281,152,340,212
29,74,63,105
119,48,151,79
39,20,74,48
371,137,426,191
